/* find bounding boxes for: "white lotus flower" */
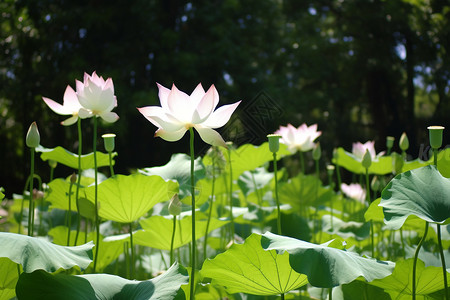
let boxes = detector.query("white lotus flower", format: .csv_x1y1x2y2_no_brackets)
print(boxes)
42,85,83,126
76,71,119,123
275,123,321,152
341,183,366,203
352,141,384,161
137,83,240,147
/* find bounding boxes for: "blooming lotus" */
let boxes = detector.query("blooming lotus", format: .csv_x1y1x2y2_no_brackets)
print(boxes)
137,83,240,147
76,71,119,123
275,123,321,152
352,141,384,161
341,183,366,203
42,86,83,126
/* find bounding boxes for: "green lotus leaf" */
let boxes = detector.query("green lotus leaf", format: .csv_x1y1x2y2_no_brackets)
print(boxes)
139,153,205,199
0,257,18,289
201,233,308,295
332,147,392,175
203,142,291,180
0,189,4,200
365,198,384,223
84,173,176,223
261,232,395,288
278,173,333,209
36,145,115,170
0,232,93,273
369,258,450,298
380,165,450,230
134,213,229,250
238,167,274,197
0,288,15,300
15,262,188,300
435,148,450,178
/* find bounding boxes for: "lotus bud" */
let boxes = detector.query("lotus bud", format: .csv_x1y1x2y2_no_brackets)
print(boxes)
312,143,321,160
371,176,381,192
427,126,444,149
168,194,181,216
26,122,40,148
70,172,77,184
49,160,57,169
361,149,372,169
102,133,116,152
399,132,409,152
267,134,281,153
32,189,44,200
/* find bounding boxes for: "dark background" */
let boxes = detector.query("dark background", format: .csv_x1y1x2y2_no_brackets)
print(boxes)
1,0,449,197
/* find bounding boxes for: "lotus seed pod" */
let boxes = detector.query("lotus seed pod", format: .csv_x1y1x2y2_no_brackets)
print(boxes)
326,164,335,176
427,126,445,149
399,132,409,151
26,122,40,148
312,142,321,160
102,133,116,152
70,172,77,184
267,134,281,153
361,149,372,169
386,136,395,149
49,160,57,169
168,194,181,216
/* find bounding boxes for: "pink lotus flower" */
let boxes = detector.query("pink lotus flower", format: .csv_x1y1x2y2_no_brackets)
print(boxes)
76,72,119,123
352,141,384,161
341,183,366,203
275,123,321,152
137,83,240,147
42,86,83,126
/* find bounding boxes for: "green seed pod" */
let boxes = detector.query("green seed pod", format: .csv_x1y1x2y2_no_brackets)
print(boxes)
386,136,395,150
427,126,445,149
267,134,281,153
102,133,116,152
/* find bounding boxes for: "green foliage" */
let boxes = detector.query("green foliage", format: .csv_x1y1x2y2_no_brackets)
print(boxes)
261,232,396,288
83,173,176,223
36,146,116,170
333,148,392,175
381,165,450,229
15,262,188,300
0,232,93,273
201,233,308,295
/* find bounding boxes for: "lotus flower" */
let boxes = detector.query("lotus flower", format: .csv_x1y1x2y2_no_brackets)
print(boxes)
137,83,240,147
275,123,321,152
76,71,119,123
352,141,384,161
341,183,366,203
42,86,83,126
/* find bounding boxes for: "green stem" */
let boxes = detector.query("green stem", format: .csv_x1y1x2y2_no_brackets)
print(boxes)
189,128,196,299
251,171,264,233
170,215,177,265
129,222,135,279
273,152,281,235
93,117,100,273
67,181,74,246
299,151,305,174
437,224,449,300
412,222,429,300
433,148,438,167
227,146,234,242
329,287,333,300
74,118,83,245
204,150,216,261
365,168,374,257
280,293,285,300
27,148,35,236
109,152,115,176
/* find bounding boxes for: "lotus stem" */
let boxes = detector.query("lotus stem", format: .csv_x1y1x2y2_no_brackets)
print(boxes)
129,222,135,279
437,224,449,300
170,215,177,265
299,151,305,174
188,128,196,298
364,168,375,258
74,118,83,245
93,117,100,273
280,292,285,300
27,147,35,236
108,152,115,176
273,152,282,235
412,221,429,300
204,149,216,261
433,148,438,167
227,145,235,242
66,180,74,246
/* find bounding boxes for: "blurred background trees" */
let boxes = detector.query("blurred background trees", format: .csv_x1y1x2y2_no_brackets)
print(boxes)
1,0,449,196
